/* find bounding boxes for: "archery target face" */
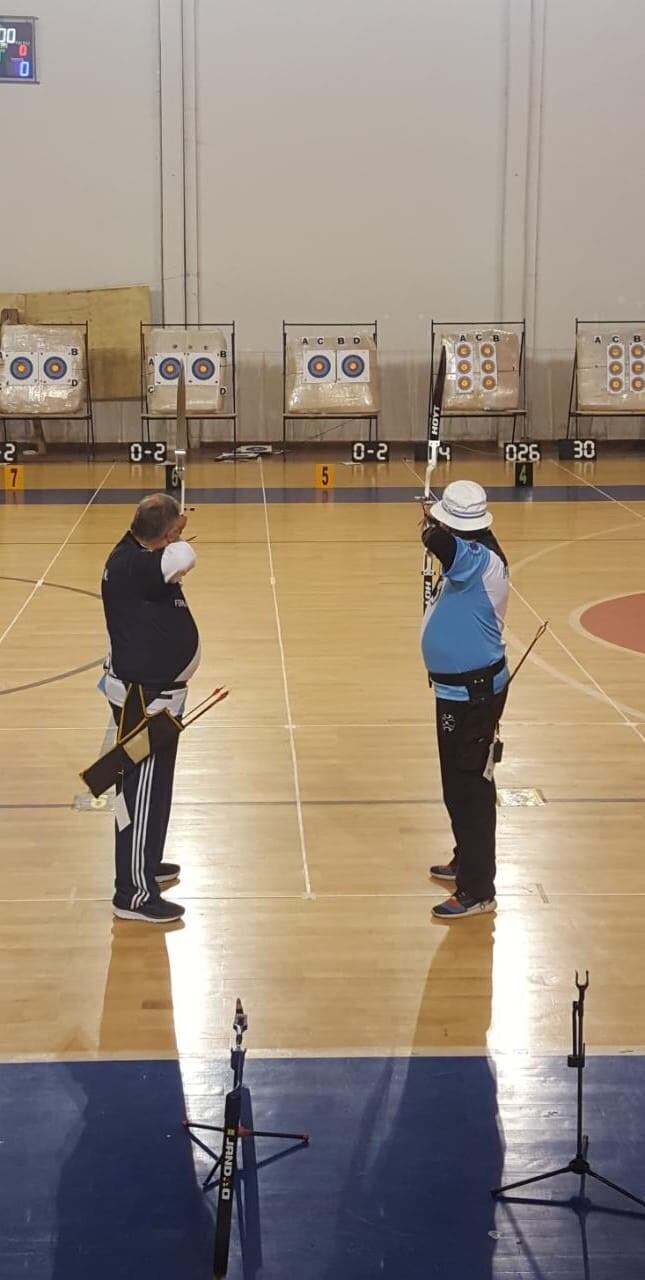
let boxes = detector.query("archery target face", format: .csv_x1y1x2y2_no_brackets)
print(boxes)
455,341,474,393
478,340,498,392
6,352,37,385
607,341,625,394
303,349,336,383
154,354,183,385
630,342,645,392
41,352,71,383
186,353,220,385
337,349,370,383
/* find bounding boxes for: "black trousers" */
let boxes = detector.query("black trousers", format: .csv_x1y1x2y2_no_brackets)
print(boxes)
110,704,179,909
435,687,508,902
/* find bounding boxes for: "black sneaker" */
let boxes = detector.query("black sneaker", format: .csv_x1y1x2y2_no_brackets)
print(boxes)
429,858,458,881
432,890,495,920
113,897,185,923
156,862,181,884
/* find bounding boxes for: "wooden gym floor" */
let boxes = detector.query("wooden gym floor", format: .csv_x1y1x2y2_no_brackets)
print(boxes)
1,448,645,1278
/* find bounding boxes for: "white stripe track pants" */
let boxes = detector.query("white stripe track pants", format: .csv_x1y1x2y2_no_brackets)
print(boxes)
109,704,179,910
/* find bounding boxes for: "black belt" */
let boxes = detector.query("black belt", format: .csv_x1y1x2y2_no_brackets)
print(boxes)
428,656,506,703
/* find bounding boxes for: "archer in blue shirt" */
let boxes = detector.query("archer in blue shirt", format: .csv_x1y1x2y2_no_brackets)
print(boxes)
420,480,509,920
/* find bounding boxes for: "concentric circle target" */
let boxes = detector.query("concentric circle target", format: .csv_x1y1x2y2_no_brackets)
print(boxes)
481,359,496,374
339,353,366,379
631,361,645,375
457,376,472,391
632,344,645,358
632,377,645,392
482,376,496,391
43,356,68,381
190,356,216,381
609,344,624,359
480,343,494,358
457,360,471,374
159,356,182,381
609,361,623,375
9,356,34,381
307,354,332,379
609,377,624,392
457,343,471,358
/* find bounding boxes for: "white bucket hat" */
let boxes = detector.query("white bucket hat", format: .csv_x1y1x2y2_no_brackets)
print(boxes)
430,479,493,531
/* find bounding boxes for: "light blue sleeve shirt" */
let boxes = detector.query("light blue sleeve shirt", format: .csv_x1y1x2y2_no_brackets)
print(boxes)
420,537,509,701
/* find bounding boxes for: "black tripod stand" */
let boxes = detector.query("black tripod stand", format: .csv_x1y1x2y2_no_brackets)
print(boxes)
492,971,645,1209
185,999,309,1278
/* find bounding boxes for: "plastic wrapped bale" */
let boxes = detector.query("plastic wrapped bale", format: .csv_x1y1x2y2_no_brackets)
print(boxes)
144,327,229,416
286,332,379,415
0,324,86,415
441,330,520,411
576,328,645,410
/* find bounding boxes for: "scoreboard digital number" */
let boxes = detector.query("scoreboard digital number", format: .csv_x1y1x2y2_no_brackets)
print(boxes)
351,441,390,463
503,441,542,463
128,441,167,464
0,18,37,82
0,441,18,463
557,438,597,461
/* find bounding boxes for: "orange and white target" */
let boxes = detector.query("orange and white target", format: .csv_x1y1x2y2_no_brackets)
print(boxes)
629,342,645,393
479,339,498,392
606,341,625,394
455,341,474,394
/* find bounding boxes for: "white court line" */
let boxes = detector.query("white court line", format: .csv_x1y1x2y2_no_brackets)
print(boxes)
0,462,116,649
1,719,644,731
0,1045,642,1063
258,458,312,898
553,458,645,524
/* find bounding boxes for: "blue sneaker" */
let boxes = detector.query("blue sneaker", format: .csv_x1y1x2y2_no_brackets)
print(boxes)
429,858,458,881
432,890,496,920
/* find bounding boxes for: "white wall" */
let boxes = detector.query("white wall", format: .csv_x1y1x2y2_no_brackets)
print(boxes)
195,0,510,438
2,0,161,300
6,0,645,440
532,0,645,435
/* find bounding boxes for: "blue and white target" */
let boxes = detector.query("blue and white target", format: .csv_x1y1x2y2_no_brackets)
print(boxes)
187,354,219,385
338,350,369,383
9,355,35,383
42,354,69,382
303,350,336,383
157,355,183,383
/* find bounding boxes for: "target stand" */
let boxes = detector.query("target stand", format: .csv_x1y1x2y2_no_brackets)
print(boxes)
565,318,645,454
185,1000,309,1279
282,319,380,449
428,319,527,453
138,322,238,454
0,321,95,454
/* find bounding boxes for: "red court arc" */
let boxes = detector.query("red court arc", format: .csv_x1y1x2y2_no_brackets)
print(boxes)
577,592,645,657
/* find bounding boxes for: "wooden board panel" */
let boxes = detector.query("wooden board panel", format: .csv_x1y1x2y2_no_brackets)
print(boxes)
23,286,151,400
0,287,151,400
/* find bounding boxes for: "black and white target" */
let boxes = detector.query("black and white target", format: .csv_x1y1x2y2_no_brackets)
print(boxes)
7,354,37,384
42,353,70,382
338,350,370,383
155,354,183,384
303,350,336,383
187,353,219,385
